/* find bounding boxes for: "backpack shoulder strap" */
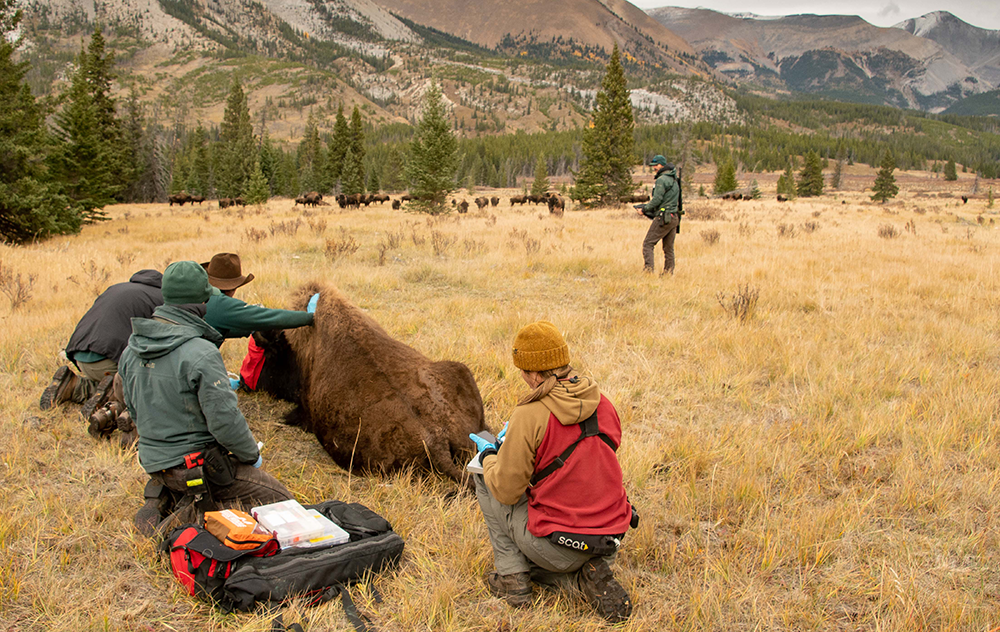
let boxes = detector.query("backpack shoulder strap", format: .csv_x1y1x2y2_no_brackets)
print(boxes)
529,410,617,487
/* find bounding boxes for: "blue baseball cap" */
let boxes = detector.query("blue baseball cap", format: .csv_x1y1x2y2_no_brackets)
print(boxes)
649,155,668,166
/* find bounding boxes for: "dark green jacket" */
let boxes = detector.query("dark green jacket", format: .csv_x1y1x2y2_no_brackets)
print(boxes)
642,167,680,218
205,287,314,338
119,304,260,473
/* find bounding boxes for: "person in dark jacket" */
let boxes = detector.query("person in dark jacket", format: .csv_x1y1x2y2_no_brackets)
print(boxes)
636,155,682,275
40,270,163,418
470,321,633,623
119,261,293,536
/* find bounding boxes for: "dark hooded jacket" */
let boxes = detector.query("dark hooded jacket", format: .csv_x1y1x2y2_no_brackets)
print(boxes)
642,166,680,219
118,304,260,473
66,270,163,365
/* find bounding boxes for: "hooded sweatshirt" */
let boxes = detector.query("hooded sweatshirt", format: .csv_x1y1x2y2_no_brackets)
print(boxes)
118,304,260,473
66,269,163,364
482,375,632,537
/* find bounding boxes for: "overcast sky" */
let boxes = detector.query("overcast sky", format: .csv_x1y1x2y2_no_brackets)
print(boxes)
631,1,1000,30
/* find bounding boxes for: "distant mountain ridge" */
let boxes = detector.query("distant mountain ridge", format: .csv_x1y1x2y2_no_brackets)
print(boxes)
647,6,993,112
894,11,1000,88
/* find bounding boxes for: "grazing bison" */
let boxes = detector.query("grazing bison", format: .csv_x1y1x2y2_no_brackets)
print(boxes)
776,195,787,202
490,196,499,207
234,197,246,207
391,199,401,210
510,195,527,206
458,200,469,214
545,194,565,216
372,194,390,204
621,194,650,204
218,197,234,208
190,195,206,205
475,196,489,210
168,192,191,206
248,283,487,484
721,192,743,201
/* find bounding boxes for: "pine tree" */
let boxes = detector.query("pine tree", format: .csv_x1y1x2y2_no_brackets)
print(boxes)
531,156,550,196
776,157,797,199
349,105,365,193
748,179,761,200
404,83,458,213
297,111,324,193
186,125,212,196
871,151,899,203
831,158,843,190
340,146,365,196
571,44,636,206
713,158,737,195
0,0,79,242
216,80,256,198
944,159,958,181
797,150,824,197
326,103,350,189
244,156,269,205
367,167,381,194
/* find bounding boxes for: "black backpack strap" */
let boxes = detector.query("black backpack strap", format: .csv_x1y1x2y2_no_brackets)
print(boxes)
529,411,617,487
338,585,375,632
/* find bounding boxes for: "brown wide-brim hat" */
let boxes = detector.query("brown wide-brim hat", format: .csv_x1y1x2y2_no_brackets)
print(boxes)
201,253,255,291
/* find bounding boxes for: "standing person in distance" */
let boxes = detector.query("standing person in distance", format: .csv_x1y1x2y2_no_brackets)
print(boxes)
635,155,682,275
470,321,634,623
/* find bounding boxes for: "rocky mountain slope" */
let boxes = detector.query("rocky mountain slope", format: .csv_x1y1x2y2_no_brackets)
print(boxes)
894,11,1000,89
647,7,991,112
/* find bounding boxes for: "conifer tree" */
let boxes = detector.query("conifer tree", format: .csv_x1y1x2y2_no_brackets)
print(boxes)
797,150,824,197
340,146,364,196
831,158,843,190
186,125,212,196
944,159,958,181
327,103,350,189
216,80,256,198
0,0,79,242
244,156,269,205
776,157,797,199
531,156,550,196
571,44,636,206
367,167,381,194
748,179,761,200
871,151,899,203
713,158,737,195
349,105,366,193
297,112,325,193
405,83,458,213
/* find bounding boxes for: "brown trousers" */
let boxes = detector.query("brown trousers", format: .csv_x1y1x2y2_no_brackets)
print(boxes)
642,213,680,273
151,462,293,532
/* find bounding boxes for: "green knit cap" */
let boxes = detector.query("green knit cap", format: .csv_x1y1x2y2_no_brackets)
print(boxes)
161,261,212,305
512,321,570,372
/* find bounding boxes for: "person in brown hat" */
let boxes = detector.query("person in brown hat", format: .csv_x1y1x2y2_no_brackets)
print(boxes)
469,321,635,623
201,253,315,339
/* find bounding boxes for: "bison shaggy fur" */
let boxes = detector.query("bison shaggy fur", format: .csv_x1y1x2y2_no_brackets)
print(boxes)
252,283,486,485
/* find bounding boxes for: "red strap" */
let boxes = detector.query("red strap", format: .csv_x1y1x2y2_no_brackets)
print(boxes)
184,452,204,469
240,336,266,391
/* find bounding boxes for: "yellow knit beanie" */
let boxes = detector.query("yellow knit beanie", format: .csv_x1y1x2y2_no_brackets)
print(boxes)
512,321,570,371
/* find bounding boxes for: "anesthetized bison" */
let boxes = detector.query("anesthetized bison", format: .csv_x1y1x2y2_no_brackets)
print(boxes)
243,283,486,485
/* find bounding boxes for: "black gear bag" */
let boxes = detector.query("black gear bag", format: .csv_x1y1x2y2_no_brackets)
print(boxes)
163,500,404,626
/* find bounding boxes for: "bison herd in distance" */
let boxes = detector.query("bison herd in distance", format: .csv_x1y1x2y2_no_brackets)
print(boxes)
164,190,575,215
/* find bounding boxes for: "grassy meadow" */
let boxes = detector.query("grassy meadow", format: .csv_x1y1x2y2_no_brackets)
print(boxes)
2,169,1000,631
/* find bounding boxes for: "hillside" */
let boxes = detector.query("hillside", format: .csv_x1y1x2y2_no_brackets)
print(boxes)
646,7,990,112
894,11,1000,95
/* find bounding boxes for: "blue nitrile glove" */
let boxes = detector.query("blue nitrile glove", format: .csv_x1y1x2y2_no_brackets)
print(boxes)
306,293,320,314
633,204,644,211
469,433,496,453
229,377,240,390
496,422,508,446
252,454,263,469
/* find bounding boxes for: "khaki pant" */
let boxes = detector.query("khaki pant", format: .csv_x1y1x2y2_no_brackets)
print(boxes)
151,462,293,532
77,357,118,383
474,475,613,591
642,213,680,273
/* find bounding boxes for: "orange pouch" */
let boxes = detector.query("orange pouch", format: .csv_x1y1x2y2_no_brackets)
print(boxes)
205,509,276,551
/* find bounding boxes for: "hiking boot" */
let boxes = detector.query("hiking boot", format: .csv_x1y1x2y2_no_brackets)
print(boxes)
134,481,172,537
485,571,533,608
39,366,79,410
577,559,632,623
81,374,115,420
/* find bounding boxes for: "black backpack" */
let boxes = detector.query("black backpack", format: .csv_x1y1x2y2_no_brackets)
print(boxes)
164,500,404,628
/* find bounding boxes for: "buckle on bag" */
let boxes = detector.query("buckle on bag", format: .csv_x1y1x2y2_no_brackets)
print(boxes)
184,452,204,469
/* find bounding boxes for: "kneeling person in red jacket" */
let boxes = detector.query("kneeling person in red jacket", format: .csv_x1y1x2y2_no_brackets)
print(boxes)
472,321,633,622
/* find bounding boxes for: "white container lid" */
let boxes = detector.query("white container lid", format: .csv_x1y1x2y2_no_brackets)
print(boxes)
251,499,324,548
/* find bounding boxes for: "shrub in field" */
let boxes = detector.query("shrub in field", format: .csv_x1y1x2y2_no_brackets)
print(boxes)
67,260,110,297
701,229,720,245
737,222,754,237
269,219,301,236
0,261,36,312
717,283,759,322
244,227,267,243
308,219,327,236
877,224,899,239
325,232,359,260
801,221,819,234
777,223,796,238
430,230,456,256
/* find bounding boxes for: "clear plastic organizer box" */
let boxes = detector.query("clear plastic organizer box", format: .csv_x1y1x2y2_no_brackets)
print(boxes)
251,499,350,549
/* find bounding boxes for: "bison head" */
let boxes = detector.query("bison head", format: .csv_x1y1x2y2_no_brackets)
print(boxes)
250,329,303,406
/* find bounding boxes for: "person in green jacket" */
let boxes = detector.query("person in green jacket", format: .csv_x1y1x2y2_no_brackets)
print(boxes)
202,252,314,338
635,155,682,275
119,261,293,536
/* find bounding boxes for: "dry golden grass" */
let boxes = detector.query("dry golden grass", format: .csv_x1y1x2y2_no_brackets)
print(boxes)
2,174,1000,631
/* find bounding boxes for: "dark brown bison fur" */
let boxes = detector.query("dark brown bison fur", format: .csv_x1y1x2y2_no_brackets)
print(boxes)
391,199,401,210
490,196,499,207
168,192,191,206
776,195,787,202
962,195,969,204
190,195,206,205
252,283,487,485
546,194,565,216
219,197,234,208
458,200,469,213
474,196,489,210
510,195,527,206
